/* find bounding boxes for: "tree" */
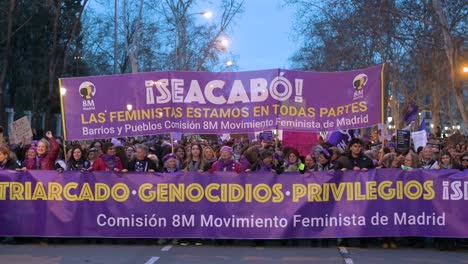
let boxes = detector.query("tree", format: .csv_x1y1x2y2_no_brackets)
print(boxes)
0,0,17,127
288,0,467,133
82,0,244,74
430,0,468,131
0,0,88,131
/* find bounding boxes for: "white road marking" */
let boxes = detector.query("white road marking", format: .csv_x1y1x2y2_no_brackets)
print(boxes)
339,247,348,254
161,245,173,252
144,256,160,264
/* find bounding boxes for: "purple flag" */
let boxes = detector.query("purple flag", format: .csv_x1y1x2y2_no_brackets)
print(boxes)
403,102,419,123
418,118,427,132
327,130,355,152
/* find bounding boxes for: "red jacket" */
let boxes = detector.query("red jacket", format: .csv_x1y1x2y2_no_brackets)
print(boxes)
38,137,60,170
92,155,123,172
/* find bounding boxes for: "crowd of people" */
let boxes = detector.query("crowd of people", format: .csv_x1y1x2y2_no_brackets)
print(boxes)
2,131,466,174
0,127,467,249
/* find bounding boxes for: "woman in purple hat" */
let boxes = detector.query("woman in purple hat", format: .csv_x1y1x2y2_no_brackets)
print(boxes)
21,146,38,170
162,153,180,173
209,146,241,173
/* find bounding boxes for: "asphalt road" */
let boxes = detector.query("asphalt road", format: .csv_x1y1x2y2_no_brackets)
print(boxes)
0,239,467,264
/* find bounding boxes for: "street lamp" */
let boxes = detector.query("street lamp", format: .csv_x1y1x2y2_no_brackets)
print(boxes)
218,37,229,49
226,60,233,67
202,11,213,19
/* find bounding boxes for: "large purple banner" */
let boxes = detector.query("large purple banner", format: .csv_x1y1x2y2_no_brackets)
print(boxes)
59,66,384,140
0,169,467,238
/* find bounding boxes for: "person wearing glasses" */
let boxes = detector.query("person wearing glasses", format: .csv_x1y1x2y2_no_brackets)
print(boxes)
460,152,468,170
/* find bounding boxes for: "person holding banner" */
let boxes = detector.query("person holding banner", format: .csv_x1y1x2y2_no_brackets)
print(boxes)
240,146,260,173
284,148,305,173
379,153,400,169
209,146,241,173
402,151,421,170
335,138,374,247
89,141,103,155
420,146,439,169
202,146,217,171
437,150,460,251
461,152,468,170
0,146,20,170
316,148,335,171
162,153,180,173
251,149,282,174
335,138,374,171
126,144,158,173
32,131,59,171
86,147,99,167
329,147,341,168
174,146,186,167
438,151,463,170
66,146,91,172
91,142,123,172
304,154,317,172
21,146,38,170
182,143,205,173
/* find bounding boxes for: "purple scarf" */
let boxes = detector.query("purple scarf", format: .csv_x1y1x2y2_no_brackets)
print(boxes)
217,159,236,172
36,155,44,170
102,154,117,170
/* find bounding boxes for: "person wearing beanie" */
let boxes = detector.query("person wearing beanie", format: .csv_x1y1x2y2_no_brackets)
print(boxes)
251,149,282,174
21,146,38,170
284,147,305,173
209,145,241,173
162,153,180,173
386,142,396,153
